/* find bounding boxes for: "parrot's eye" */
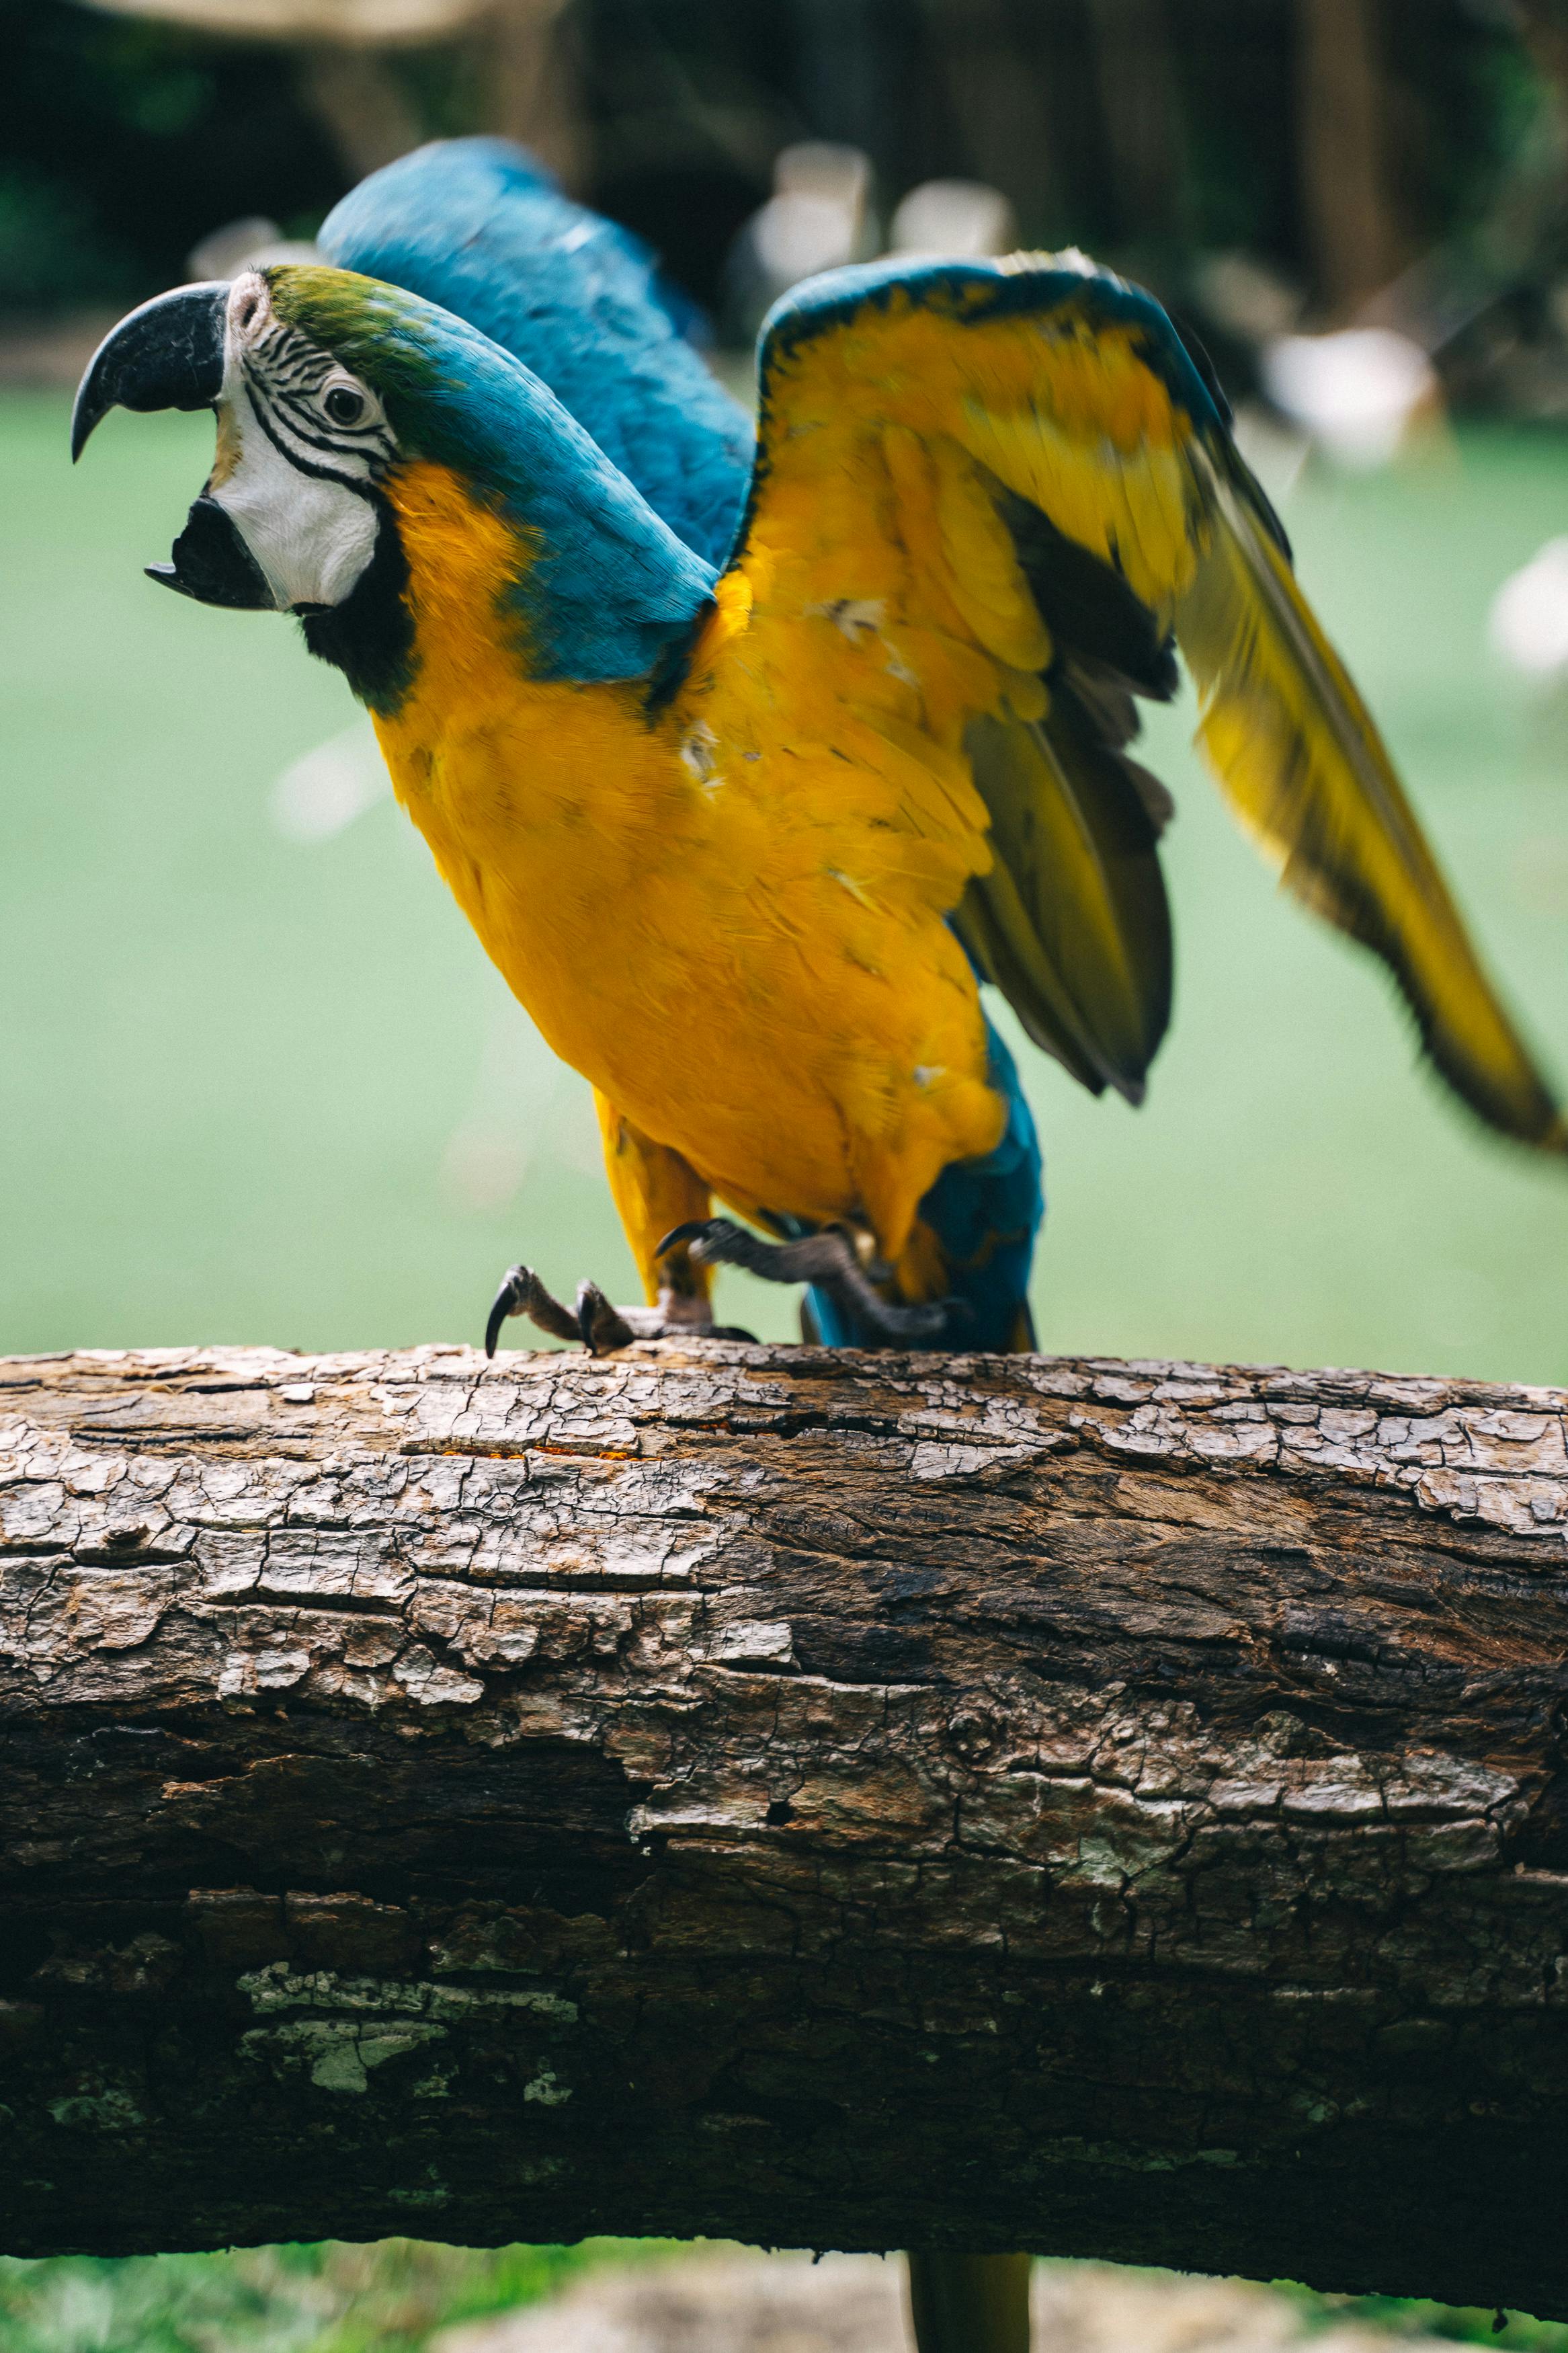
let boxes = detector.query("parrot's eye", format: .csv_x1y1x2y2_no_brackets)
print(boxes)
324,385,367,428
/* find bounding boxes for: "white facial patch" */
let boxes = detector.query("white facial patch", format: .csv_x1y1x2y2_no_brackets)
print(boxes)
206,272,395,613
213,383,380,610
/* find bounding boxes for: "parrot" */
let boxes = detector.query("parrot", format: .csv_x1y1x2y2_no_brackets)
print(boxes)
71,141,1567,2353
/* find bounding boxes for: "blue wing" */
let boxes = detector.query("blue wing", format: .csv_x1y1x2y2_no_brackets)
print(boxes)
320,137,754,568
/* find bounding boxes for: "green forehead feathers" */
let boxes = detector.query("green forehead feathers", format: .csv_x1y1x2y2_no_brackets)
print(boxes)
264,266,446,403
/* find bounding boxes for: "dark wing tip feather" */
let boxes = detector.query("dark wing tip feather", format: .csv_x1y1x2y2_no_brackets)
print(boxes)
996,483,1178,701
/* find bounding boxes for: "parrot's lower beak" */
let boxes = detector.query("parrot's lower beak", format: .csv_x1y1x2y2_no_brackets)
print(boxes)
70,282,230,461
147,495,275,610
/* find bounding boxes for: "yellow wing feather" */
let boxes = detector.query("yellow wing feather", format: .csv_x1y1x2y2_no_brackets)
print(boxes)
708,257,1565,1154
726,308,1180,1101
1177,448,1568,1152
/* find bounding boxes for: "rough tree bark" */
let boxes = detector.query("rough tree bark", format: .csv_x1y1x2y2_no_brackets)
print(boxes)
3,1343,1567,2309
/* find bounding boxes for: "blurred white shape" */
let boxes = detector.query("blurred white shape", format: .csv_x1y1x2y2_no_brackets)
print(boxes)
890,180,1016,260
747,143,874,293
1488,538,1568,679
189,217,323,280
1261,327,1436,470
753,192,861,285
271,721,392,843
82,0,493,40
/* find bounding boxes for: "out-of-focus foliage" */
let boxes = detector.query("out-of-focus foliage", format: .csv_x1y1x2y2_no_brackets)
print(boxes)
0,2237,667,2353
0,0,1560,323
3,2242,1568,2352
0,166,135,310
1284,2283,1568,2347
0,0,345,307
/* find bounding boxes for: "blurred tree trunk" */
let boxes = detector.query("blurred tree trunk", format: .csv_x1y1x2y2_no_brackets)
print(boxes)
297,43,425,177
481,0,585,191
1087,0,1186,244
1295,0,1402,315
1477,2,1568,282
296,2,585,190
929,0,1063,239
1514,0,1568,97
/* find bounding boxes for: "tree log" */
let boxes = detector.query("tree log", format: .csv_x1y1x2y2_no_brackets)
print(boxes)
3,1343,1568,2307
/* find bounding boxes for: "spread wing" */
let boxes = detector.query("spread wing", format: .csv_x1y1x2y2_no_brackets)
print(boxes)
708,252,1566,1150
321,137,753,569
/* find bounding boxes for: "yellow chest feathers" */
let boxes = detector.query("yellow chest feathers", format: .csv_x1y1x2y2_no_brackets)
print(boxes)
369,462,1003,1250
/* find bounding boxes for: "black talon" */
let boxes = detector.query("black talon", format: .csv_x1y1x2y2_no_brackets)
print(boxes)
484,1263,583,1355
485,1266,525,1358
656,1222,710,1257
576,1281,636,1355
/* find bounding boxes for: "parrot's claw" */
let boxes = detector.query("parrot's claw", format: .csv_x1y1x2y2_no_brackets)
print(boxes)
657,1218,954,1345
485,1264,578,1355
483,1264,639,1356
483,1263,755,1358
575,1280,641,1355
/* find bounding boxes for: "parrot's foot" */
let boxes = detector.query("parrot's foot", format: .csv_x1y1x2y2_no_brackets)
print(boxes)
483,1263,755,1359
658,1218,953,1345
484,1265,646,1357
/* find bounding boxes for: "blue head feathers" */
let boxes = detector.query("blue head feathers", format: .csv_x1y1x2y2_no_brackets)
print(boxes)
272,265,716,684
321,138,755,569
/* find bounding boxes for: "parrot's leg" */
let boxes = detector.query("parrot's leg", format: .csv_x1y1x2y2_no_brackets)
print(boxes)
484,1103,768,1357
659,1218,952,1344
593,1094,741,1339
483,1263,628,1355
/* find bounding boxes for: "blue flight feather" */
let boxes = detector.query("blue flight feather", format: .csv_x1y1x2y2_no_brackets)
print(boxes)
321,138,755,569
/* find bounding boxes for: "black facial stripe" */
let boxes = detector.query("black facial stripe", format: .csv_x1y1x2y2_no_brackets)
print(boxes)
265,338,325,375
243,374,384,500
251,320,328,379
239,319,393,475
247,358,393,461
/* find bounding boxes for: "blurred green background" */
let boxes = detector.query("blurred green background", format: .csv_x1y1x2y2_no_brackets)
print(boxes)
5,392,1568,1378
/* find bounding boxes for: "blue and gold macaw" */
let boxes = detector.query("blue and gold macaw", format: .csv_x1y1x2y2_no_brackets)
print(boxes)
73,140,1567,2353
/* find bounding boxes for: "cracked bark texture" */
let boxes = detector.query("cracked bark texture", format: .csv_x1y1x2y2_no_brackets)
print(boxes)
2,1342,1567,2307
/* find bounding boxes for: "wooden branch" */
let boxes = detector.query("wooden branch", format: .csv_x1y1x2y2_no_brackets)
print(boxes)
3,1344,1568,2306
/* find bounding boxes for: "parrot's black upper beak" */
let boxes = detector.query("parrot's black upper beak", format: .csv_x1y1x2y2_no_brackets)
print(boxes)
70,281,230,462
